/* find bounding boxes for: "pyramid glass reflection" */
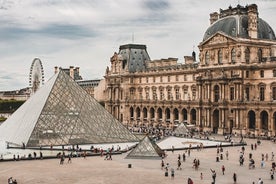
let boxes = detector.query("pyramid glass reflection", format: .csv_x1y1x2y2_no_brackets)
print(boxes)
126,136,164,159
0,70,138,147
173,123,190,136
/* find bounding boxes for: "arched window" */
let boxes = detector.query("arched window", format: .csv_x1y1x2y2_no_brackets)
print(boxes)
165,108,170,122
231,48,236,64
214,85,220,102
205,51,210,65
218,50,222,64
258,49,263,63
259,85,265,101
245,47,250,64
136,107,141,120
130,107,134,120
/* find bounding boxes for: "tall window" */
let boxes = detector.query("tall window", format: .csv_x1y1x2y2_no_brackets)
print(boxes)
214,85,220,102
260,70,264,78
160,88,164,100
167,88,172,100
246,71,249,78
183,87,188,100
175,88,180,100
192,87,196,100
152,88,157,100
160,76,163,83
245,47,250,64
258,49,263,63
231,48,236,64
130,88,135,100
273,70,276,77
230,87,235,100
138,88,142,100
184,74,187,81
218,50,222,64
273,87,276,101
145,88,149,100
205,51,210,65
153,76,156,83
245,87,250,101
168,76,170,82
176,75,179,82
260,86,265,101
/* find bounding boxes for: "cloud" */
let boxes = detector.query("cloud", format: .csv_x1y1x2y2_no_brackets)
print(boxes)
0,0,275,91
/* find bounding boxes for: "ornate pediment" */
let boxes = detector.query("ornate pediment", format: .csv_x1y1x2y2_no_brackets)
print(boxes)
202,32,236,46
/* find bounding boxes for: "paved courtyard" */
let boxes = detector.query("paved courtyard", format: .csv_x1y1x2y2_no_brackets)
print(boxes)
0,136,275,184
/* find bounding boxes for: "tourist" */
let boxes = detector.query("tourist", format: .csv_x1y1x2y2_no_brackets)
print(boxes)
221,165,225,175
261,159,265,168
270,169,274,180
8,177,13,184
265,153,269,161
233,173,237,183
210,169,216,183
200,172,203,180
257,178,263,184
170,167,174,179
187,177,193,184
60,155,64,165
68,154,72,163
182,152,186,162
161,159,164,169
225,150,229,160
177,159,182,170
272,152,275,161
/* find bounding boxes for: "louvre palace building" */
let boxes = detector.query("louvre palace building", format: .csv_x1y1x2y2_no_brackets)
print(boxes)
103,4,276,137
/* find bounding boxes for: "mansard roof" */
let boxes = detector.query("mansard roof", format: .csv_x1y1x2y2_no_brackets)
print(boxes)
118,44,150,73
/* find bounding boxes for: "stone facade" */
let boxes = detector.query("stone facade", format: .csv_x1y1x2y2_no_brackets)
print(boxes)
103,4,276,136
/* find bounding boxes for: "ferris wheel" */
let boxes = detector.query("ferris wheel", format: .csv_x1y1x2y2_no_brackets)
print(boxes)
29,58,45,94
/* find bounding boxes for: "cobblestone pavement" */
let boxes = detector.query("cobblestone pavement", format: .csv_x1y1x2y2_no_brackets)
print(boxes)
0,137,275,184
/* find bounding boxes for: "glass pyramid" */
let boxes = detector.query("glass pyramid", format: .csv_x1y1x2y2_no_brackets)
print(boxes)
0,70,138,147
126,136,164,159
173,123,190,136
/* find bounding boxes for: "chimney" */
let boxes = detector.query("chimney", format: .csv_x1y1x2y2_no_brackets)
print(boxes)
54,66,58,74
210,12,219,25
248,4,258,39
69,66,74,79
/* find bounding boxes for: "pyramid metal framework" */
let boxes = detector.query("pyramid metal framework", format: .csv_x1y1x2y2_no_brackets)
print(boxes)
0,70,138,147
126,136,164,159
173,123,190,136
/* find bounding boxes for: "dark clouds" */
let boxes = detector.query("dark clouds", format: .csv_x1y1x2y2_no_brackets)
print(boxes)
0,24,98,41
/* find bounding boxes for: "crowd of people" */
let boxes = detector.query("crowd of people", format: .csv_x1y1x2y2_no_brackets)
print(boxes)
158,133,275,184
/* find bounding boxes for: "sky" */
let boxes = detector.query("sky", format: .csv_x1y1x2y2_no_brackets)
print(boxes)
0,0,276,91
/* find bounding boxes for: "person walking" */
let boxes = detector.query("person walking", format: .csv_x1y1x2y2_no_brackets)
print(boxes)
170,168,175,179
210,169,216,184
226,150,229,160
270,169,274,180
233,173,237,183
187,177,193,184
257,178,263,184
222,165,225,175
177,159,182,170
